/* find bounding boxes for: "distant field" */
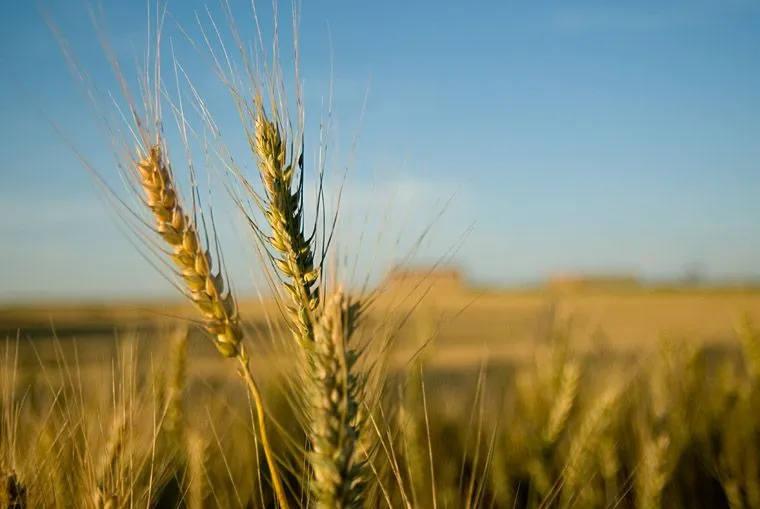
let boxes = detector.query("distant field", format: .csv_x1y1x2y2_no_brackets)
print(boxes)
2,286,758,375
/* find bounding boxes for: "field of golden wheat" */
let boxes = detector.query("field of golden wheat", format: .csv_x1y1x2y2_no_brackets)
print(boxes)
3,1,759,507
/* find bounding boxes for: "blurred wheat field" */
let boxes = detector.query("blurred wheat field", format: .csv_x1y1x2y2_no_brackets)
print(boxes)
3,285,759,373
2,286,760,507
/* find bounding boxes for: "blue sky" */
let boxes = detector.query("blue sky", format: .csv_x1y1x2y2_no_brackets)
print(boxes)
1,0,759,302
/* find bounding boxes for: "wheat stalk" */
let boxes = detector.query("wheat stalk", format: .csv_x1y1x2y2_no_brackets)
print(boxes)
597,430,620,505
399,363,428,508
185,429,206,509
250,111,370,506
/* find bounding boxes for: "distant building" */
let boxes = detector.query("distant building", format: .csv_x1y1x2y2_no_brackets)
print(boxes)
383,266,466,295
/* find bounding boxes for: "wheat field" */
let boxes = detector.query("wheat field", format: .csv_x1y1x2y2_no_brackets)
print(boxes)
3,0,759,507
3,287,760,507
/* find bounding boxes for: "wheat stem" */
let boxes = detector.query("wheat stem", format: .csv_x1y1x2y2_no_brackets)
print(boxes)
238,349,290,509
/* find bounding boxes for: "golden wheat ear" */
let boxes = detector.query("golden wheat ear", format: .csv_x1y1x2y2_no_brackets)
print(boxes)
136,144,241,358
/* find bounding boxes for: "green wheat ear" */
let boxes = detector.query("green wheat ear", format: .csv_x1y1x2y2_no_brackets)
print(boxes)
252,113,320,348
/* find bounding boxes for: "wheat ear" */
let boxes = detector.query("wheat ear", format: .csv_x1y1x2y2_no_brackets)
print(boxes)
562,384,622,507
252,114,320,346
136,144,289,509
251,114,371,505
307,290,366,509
136,145,241,358
543,360,579,446
93,410,127,509
637,434,670,509
162,326,188,437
